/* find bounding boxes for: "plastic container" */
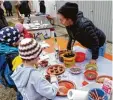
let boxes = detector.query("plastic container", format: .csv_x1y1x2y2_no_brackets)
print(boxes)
75,52,85,62
63,52,75,68
88,88,108,100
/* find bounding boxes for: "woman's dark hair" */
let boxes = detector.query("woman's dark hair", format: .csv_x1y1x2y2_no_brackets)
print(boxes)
58,2,78,21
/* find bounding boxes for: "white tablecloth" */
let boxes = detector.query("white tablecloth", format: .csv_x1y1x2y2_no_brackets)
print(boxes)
38,52,112,100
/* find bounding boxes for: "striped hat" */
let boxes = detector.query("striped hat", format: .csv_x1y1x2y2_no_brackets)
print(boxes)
19,38,42,60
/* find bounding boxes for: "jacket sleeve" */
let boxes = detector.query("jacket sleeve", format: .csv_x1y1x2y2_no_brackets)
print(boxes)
82,22,99,59
66,28,73,50
34,77,58,99
0,18,8,30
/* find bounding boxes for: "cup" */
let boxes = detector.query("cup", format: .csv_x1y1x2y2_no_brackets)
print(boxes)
88,88,108,100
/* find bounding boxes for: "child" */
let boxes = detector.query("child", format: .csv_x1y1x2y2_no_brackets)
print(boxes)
15,23,34,38
0,26,20,87
11,38,59,100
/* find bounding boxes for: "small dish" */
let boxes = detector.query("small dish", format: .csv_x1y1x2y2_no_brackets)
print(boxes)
84,70,98,80
85,63,97,71
96,75,112,83
69,67,82,74
75,52,86,62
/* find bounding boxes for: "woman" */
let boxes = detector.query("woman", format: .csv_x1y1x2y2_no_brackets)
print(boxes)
57,2,106,64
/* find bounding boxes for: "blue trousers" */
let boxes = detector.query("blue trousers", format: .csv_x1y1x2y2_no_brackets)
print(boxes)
86,44,106,60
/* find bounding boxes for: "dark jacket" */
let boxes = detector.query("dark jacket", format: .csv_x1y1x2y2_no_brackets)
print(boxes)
66,11,106,60
39,1,46,14
0,7,8,30
3,1,12,10
19,1,31,15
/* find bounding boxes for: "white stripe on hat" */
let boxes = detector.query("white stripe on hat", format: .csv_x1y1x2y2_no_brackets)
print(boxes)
19,38,42,60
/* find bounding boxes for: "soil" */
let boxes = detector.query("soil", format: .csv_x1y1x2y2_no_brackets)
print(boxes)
64,53,74,58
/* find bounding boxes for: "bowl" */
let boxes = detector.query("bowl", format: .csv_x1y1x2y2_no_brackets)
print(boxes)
57,80,76,96
84,70,98,80
63,52,75,68
85,63,97,71
75,52,85,62
88,88,108,100
69,67,82,74
58,50,66,62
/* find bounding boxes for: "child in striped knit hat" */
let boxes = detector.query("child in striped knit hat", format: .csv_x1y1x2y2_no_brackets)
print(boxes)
11,38,59,100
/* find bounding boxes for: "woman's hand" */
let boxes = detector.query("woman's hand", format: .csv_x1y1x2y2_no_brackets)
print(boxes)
89,59,96,64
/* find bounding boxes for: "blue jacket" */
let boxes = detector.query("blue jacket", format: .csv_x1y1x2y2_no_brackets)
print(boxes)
0,43,18,55
0,43,18,87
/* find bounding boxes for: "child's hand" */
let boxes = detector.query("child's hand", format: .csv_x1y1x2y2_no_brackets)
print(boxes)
89,59,96,64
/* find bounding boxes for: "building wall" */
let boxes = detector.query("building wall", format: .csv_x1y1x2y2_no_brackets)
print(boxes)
32,0,112,42
93,1,112,42
56,1,112,42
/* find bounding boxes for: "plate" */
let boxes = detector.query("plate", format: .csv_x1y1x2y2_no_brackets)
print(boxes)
47,64,65,75
96,75,112,83
57,80,76,96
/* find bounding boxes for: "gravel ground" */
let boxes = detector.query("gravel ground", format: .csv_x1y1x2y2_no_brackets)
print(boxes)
0,87,16,100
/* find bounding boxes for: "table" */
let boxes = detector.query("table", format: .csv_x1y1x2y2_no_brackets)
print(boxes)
38,52,112,100
23,16,54,39
23,16,54,31
38,37,112,100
